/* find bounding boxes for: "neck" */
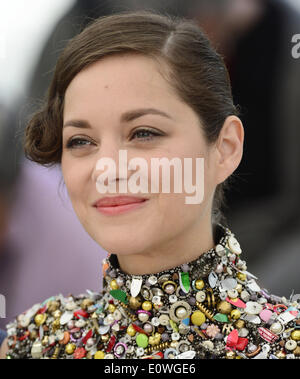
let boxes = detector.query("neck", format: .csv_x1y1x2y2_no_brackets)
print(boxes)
116,216,214,275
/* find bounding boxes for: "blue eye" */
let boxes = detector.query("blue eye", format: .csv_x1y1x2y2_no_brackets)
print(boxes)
131,128,163,141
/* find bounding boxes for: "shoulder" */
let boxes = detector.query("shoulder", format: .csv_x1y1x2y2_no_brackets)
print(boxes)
5,290,105,359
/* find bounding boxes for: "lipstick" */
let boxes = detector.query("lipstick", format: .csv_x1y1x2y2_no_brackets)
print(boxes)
93,196,148,215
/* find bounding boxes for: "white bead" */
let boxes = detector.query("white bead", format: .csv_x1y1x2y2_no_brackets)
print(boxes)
228,236,242,255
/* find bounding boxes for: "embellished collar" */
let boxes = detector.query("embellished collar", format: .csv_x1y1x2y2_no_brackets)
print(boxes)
100,223,251,358
104,223,232,287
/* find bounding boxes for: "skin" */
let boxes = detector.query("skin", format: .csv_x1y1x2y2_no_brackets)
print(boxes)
0,338,8,358
61,53,244,275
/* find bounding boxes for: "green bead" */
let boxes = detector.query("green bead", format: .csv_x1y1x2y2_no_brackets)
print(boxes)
136,333,149,348
109,289,128,304
180,272,190,293
213,313,229,323
169,319,178,332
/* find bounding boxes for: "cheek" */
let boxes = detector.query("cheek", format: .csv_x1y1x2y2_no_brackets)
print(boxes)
61,156,89,203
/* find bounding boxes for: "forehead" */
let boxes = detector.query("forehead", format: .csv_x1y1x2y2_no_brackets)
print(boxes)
62,53,201,131
64,54,175,108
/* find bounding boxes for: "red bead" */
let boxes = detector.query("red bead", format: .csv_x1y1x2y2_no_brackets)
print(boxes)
74,347,86,359
73,309,89,319
19,331,29,341
82,329,93,345
226,329,239,350
132,323,149,335
106,335,116,353
236,337,248,351
37,305,47,314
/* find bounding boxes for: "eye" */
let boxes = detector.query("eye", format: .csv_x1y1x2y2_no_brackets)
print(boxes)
130,128,164,141
65,136,94,149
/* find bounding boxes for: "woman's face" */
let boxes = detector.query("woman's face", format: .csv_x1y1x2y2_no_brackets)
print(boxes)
61,54,220,256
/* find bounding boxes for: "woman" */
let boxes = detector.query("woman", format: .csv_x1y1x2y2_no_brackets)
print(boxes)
1,10,299,359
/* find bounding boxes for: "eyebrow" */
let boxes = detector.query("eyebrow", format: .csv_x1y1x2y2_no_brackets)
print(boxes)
63,108,173,129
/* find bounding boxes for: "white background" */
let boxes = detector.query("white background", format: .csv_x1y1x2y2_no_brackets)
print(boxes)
0,0,75,106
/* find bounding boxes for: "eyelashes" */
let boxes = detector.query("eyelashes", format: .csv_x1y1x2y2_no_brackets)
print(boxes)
130,128,164,141
65,128,164,149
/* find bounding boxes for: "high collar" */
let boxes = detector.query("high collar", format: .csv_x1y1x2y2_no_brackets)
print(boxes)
100,223,247,358
103,223,233,288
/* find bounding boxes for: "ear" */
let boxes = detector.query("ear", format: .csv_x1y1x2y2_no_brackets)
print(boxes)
214,115,244,185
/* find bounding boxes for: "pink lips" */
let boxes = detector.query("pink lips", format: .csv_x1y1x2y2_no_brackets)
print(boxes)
93,196,148,215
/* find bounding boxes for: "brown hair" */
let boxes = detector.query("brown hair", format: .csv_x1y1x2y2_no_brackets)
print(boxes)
23,9,239,226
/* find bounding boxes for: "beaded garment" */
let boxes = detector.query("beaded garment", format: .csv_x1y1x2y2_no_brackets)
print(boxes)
5,224,300,359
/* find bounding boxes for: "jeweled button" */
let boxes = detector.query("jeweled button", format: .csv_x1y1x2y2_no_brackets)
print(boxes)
285,339,297,351
228,289,238,299
151,317,160,326
196,291,206,303
245,301,263,315
270,322,284,334
148,276,157,285
215,244,226,256
159,314,170,326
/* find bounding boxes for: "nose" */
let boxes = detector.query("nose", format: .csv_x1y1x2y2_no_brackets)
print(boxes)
91,138,131,192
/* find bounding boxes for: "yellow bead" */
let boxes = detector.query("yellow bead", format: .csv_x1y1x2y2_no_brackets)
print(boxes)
230,309,241,320
191,310,206,326
53,310,62,319
237,272,247,282
101,334,109,342
42,336,49,346
226,351,236,359
291,330,300,341
234,320,245,329
81,298,94,310
29,331,38,340
110,280,119,290
293,346,300,356
94,351,105,359
34,314,47,326
129,296,142,310
235,284,243,293
195,280,205,290
108,304,116,313
149,333,161,346
65,343,76,355
52,318,60,332
275,351,286,359
217,301,232,314
48,300,60,313
127,325,137,337
154,303,163,310
142,301,152,311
